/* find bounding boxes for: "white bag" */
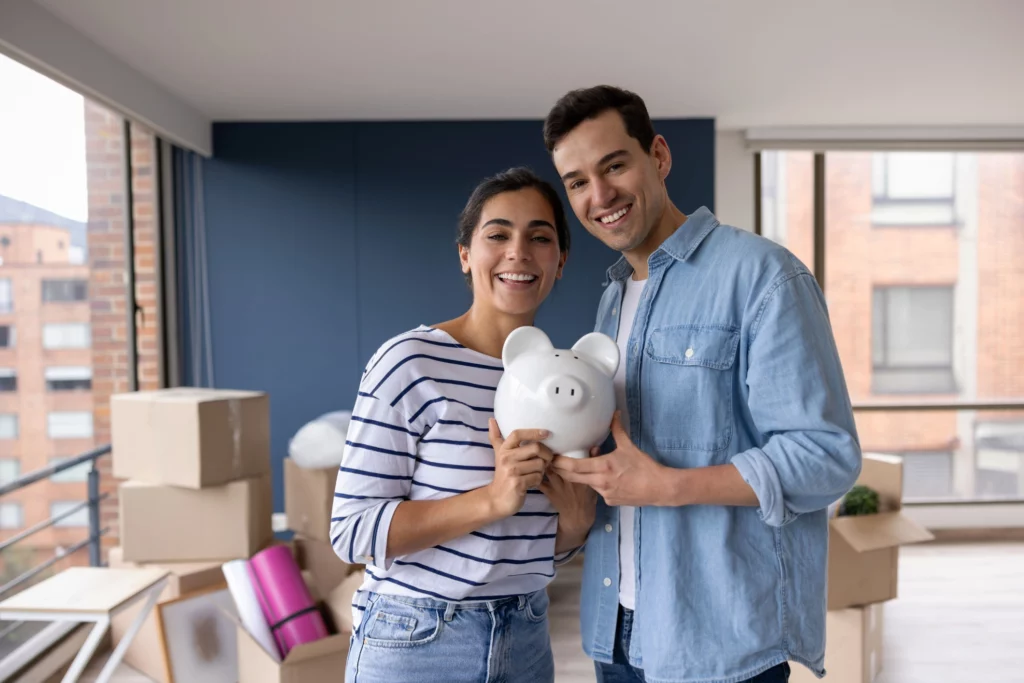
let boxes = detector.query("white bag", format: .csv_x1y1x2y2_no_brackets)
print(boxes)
287,410,351,469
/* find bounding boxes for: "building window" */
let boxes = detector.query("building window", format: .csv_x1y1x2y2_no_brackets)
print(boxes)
0,458,20,485
47,411,93,439
0,502,23,529
975,421,1024,499
0,368,16,392
872,286,956,394
50,501,89,527
871,152,957,226
0,278,11,313
900,451,954,500
42,323,91,349
41,279,88,303
0,414,17,439
45,366,92,392
0,325,14,348
49,457,91,483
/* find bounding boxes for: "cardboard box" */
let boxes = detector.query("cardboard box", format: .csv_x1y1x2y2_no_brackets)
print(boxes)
790,603,883,683
120,474,273,562
284,458,336,544
827,453,934,610
108,547,227,683
232,539,353,683
112,387,270,489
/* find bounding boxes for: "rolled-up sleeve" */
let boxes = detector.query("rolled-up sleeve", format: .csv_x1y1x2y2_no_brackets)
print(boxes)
731,272,862,527
329,393,418,570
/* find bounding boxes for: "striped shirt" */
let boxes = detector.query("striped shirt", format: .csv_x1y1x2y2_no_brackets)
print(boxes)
330,326,578,627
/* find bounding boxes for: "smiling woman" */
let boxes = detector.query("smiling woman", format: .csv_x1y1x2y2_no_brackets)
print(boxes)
330,167,597,683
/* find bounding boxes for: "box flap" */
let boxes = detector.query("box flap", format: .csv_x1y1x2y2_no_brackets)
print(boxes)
283,632,349,664
856,453,904,511
832,511,934,552
115,387,266,404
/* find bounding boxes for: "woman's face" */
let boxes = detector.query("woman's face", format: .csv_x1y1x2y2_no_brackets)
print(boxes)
460,188,566,318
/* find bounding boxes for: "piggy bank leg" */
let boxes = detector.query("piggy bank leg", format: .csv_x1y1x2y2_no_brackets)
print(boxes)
562,449,589,460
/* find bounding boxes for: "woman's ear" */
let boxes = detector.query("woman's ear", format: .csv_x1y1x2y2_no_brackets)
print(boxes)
557,250,568,279
459,244,470,275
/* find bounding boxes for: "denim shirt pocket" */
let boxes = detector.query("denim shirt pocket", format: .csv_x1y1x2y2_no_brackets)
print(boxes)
644,324,739,455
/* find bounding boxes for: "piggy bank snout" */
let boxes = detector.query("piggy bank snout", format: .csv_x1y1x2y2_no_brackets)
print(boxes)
543,375,585,409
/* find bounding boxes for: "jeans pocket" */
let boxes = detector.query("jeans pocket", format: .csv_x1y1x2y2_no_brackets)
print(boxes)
524,590,550,623
362,598,442,649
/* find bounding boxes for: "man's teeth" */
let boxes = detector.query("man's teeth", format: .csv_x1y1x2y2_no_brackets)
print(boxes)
600,206,630,224
498,274,537,282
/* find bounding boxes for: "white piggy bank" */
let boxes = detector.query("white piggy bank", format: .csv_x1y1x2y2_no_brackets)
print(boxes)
494,326,619,459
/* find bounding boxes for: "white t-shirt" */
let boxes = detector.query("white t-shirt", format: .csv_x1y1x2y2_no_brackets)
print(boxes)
614,276,645,610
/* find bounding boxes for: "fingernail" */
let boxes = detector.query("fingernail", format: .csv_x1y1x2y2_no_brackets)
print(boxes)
539,430,550,437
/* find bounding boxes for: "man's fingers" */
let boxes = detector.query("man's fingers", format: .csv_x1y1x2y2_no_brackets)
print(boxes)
523,473,544,489
513,459,548,476
552,454,607,475
610,411,631,445
554,469,604,489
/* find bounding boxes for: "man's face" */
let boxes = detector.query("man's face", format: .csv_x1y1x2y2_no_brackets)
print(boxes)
551,110,669,255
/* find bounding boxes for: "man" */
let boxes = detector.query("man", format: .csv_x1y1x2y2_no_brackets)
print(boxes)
543,86,861,683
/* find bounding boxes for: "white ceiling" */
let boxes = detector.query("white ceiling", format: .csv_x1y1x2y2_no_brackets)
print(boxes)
33,0,1024,130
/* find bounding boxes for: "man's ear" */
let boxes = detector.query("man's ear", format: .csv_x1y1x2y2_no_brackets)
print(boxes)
651,135,672,180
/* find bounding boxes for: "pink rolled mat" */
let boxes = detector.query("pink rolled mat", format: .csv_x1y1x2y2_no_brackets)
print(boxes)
248,545,328,656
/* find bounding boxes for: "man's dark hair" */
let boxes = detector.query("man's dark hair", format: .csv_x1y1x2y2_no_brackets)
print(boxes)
543,85,656,153
457,167,569,286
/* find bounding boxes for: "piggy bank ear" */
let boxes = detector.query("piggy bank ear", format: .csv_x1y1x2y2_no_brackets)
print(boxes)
571,332,619,377
502,326,554,367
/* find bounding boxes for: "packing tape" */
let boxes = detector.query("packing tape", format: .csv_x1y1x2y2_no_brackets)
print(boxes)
228,398,243,476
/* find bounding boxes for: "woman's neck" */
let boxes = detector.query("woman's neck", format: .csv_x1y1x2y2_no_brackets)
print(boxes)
436,306,533,360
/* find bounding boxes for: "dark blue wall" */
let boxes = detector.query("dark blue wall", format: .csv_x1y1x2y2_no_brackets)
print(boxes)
201,118,714,511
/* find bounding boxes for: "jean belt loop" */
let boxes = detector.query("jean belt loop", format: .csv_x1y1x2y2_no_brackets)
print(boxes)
444,601,456,622
518,595,527,610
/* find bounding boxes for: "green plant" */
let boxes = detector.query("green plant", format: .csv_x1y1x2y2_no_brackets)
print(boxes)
838,485,880,516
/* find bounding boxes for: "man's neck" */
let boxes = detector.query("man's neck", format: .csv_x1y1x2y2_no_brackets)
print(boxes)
623,202,688,280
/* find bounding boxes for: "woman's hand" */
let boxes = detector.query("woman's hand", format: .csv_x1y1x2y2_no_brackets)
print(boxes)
486,420,555,518
540,468,598,552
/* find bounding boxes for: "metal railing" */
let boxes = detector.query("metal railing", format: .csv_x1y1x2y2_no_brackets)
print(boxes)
0,445,111,599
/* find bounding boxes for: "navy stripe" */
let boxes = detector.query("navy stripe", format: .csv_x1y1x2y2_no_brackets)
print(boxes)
410,396,492,423
339,466,413,482
351,415,422,438
331,516,348,522
348,518,360,563
526,490,545,495
393,560,486,587
434,545,553,566
365,337,466,376
411,479,469,494
421,438,492,449
372,354,502,395
415,458,494,472
391,377,497,407
471,531,557,541
436,419,489,432
335,492,404,501
353,604,366,612
345,440,416,459
370,504,388,563
509,571,556,579
514,511,558,518
364,569,524,602
358,391,375,399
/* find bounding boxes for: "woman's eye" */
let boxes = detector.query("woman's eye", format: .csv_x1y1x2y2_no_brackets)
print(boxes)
533,236,552,243
487,233,507,241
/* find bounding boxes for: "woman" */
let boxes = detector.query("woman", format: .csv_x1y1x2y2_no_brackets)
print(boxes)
331,167,596,682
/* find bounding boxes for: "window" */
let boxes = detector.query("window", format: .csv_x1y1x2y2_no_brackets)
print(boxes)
50,501,88,527
45,366,92,391
900,451,954,500
0,325,13,348
0,278,11,313
49,457,90,483
0,414,17,439
872,152,957,226
872,286,955,394
47,411,93,439
41,278,88,303
0,458,19,485
42,323,90,349
975,421,1024,499
0,502,23,529
0,368,16,392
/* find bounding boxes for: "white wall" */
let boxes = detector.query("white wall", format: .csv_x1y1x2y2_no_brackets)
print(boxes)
715,130,755,231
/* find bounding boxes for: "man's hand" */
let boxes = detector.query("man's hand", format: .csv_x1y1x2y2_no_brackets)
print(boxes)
550,412,670,507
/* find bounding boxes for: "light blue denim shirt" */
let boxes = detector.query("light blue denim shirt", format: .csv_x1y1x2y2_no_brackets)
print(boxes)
580,207,862,683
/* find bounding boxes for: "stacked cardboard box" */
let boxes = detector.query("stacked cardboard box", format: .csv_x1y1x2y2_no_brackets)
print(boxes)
791,453,934,683
108,387,274,681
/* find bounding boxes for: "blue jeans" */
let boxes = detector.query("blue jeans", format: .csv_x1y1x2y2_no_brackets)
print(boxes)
345,590,554,683
596,608,791,683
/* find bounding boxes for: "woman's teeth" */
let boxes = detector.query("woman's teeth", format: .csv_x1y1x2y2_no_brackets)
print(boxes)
498,273,537,283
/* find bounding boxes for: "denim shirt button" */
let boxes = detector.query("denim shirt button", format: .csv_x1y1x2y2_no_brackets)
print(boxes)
685,348,695,358
604,524,613,532
603,578,612,587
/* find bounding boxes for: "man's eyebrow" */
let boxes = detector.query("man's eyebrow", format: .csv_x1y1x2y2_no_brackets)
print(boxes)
560,150,629,182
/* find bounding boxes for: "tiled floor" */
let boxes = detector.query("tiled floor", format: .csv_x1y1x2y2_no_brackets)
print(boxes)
79,542,1024,682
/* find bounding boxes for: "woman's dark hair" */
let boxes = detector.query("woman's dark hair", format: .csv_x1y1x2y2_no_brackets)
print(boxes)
543,85,656,154
456,168,570,285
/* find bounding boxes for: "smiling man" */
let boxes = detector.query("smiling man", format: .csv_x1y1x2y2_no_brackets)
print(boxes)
542,86,862,683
